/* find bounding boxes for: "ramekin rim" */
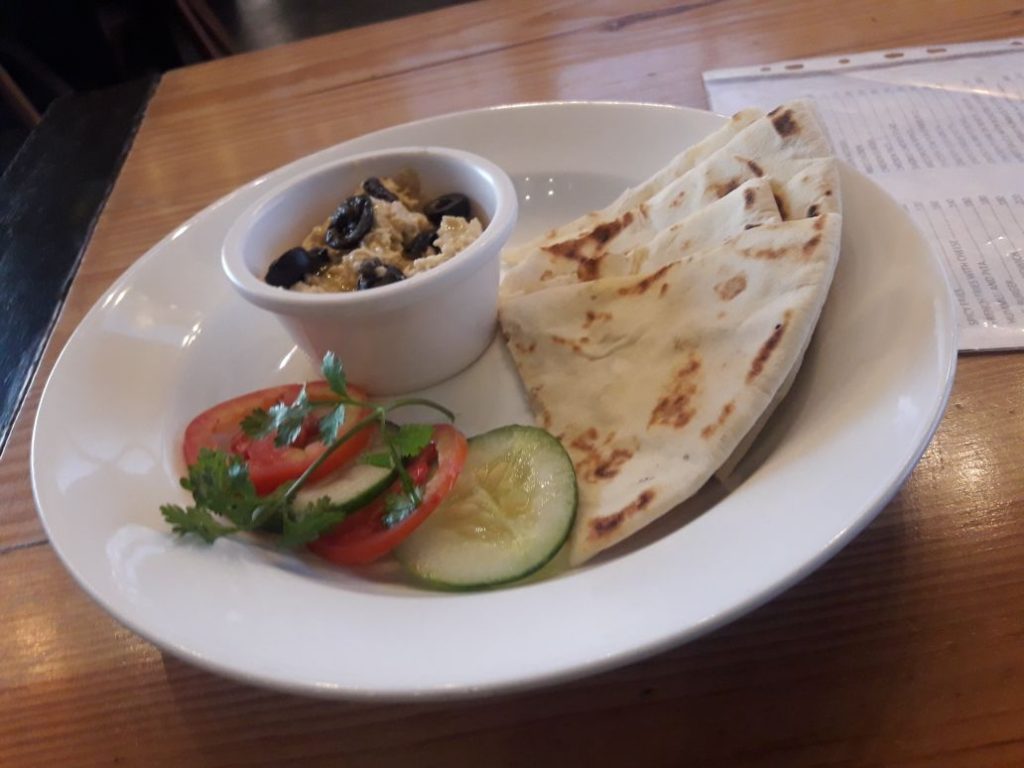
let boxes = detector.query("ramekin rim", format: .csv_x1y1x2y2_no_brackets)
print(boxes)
221,145,517,310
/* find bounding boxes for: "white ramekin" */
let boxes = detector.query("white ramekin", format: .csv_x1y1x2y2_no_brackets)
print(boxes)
222,146,518,394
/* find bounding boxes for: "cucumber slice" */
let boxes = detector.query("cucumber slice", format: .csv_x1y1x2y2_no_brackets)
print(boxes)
395,425,577,589
294,462,395,510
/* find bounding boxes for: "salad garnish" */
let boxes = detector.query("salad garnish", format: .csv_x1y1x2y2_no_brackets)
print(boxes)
161,352,453,549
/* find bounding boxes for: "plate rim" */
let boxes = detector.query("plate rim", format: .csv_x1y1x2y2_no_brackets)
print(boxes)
30,100,958,700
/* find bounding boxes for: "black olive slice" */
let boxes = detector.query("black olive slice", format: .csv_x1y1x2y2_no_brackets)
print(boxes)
309,247,331,271
265,247,322,288
325,194,374,250
357,257,383,277
362,176,398,202
356,258,406,290
404,228,438,260
423,193,471,226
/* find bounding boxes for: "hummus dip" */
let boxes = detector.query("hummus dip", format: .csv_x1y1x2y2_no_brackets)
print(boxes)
290,170,483,292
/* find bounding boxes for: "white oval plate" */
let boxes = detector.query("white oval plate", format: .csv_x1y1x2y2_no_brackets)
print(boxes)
32,102,956,700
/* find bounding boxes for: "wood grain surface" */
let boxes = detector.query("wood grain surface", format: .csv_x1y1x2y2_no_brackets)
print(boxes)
3,1,1024,765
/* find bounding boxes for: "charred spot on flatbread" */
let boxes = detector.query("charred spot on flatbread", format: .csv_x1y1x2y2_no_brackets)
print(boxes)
587,489,656,540
743,187,757,208
802,235,821,257
542,212,634,281
569,427,598,449
771,108,798,137
714,273,747,301
807,204,819,217
618,263,674,297
593,451,632,479
551,334,587,355
713,178,741,199
700,401,736,439
747,310,792,383
741,246,780,260
570,428,637,483
745,159,764,177
649,350,702,428
591,513,623,537
741,237,808,260
526,385,552,428
583,309,613,328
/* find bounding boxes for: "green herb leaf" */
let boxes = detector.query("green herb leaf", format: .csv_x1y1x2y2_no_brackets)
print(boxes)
268,386,310,447
318,405,347,444
161,503,238,543
322,352,347,396
391,423,434,459
184,448,264,529
359,451,394,469
381,488,423,529
240,407,274,439
279,496,352,548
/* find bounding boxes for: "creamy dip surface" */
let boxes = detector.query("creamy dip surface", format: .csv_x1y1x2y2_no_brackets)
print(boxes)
290,171,483,293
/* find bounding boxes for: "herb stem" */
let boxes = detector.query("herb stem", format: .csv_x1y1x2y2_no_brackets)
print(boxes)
283,412,380,502
384,398,455,421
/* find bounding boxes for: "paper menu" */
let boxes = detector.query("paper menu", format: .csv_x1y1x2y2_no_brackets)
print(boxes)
703,38,1024,351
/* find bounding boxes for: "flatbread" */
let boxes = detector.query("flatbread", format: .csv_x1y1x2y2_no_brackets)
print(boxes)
498,214,842,564
714,354,800,483
501,102,839,298
775,157,841,221
502,107,764,268
710,158,841,480
630,178,780,274
501,177,781,297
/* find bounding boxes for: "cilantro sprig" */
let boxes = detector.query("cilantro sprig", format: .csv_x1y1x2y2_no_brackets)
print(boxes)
161,353,453,548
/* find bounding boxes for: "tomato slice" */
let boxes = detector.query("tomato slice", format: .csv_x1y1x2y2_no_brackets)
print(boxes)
182,382,373,495
309,424,468,565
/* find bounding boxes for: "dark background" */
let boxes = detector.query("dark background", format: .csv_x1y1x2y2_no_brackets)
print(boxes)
0,0,468,171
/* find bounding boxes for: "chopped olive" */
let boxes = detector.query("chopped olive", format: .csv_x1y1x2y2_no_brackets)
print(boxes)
356,258,406,290
325,194,374,250
357,258,382,276
362,176,398,202
404,228,438,260
423,193,471,226
265,247,328,288
309,247,330,268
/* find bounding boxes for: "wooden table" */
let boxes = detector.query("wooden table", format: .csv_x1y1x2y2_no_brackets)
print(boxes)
4,1,1024,764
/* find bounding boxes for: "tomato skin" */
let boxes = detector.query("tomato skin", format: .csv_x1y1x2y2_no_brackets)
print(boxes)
309,424,468,565
182,382,373,495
